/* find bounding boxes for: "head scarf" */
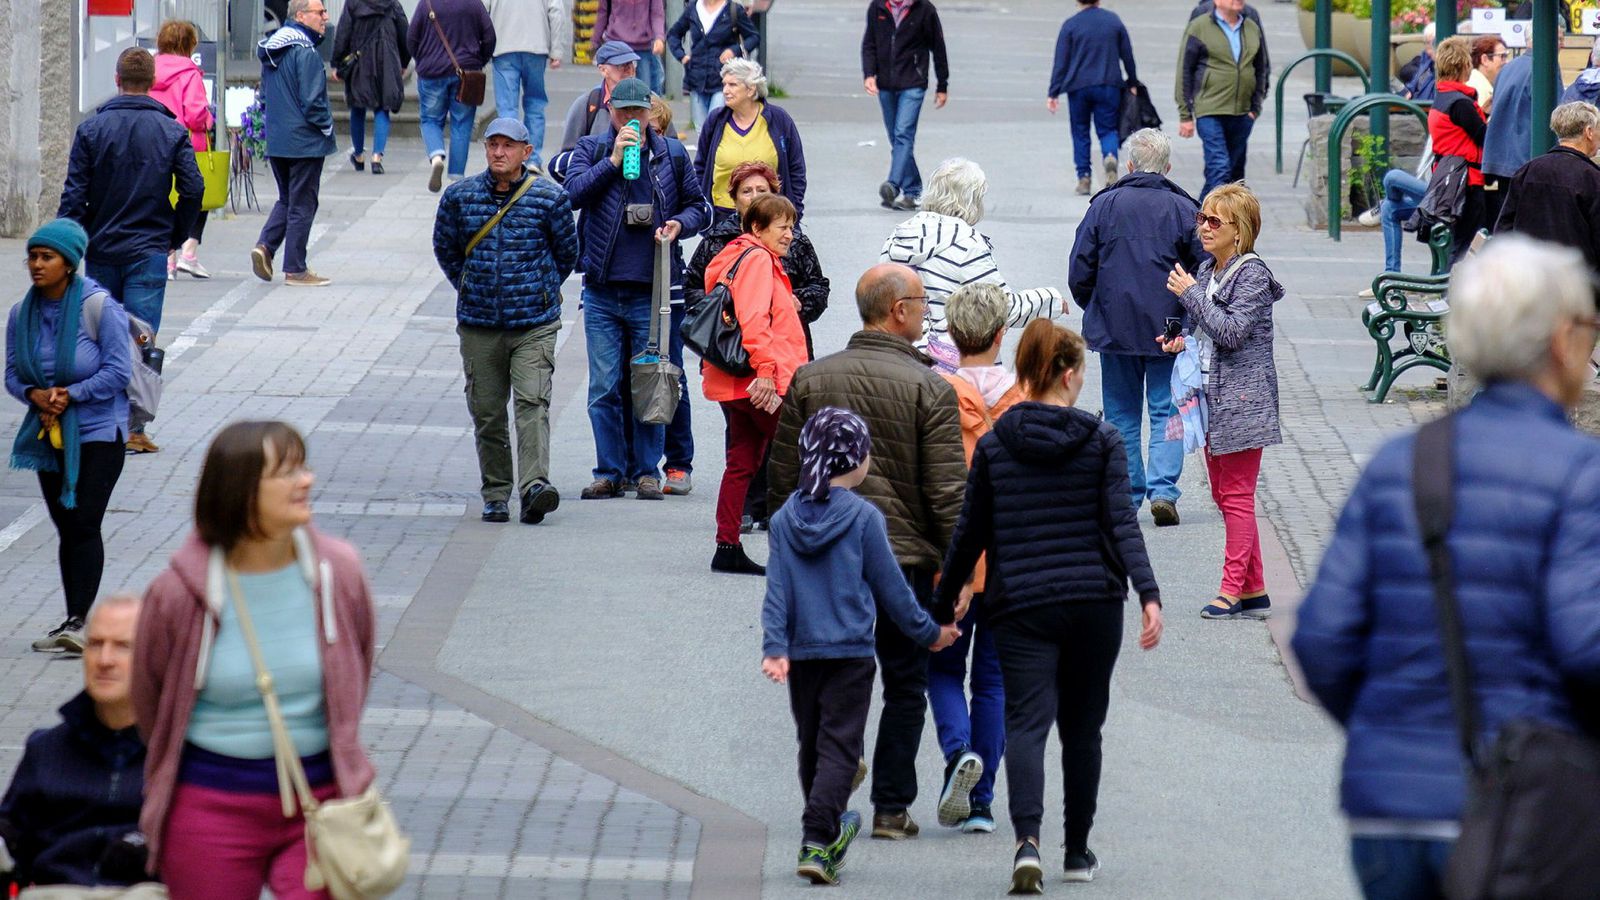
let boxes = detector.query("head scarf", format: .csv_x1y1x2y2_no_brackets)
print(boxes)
798,407,872,501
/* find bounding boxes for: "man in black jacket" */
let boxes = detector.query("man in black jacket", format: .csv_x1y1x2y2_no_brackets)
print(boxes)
1497,100,1600,275
58,48,201,455
1,596,151,892
861,0,949,211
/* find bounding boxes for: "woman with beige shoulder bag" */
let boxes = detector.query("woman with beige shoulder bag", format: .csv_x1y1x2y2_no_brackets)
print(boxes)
131,420,406,899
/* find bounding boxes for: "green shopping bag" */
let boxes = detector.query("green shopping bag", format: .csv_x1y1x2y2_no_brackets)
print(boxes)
170,135,228,212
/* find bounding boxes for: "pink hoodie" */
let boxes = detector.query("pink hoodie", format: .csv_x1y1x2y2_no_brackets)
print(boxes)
130,527,377,867
150,54,213,152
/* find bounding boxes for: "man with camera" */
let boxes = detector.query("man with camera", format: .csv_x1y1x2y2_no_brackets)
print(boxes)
564,77,709,503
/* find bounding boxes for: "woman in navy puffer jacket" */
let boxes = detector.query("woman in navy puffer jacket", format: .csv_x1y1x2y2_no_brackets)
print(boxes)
1294,236,1600,899
937,318,1162,893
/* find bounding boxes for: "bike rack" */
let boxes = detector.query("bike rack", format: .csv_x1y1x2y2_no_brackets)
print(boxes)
1275,49,1370,174
1326,94,1430,241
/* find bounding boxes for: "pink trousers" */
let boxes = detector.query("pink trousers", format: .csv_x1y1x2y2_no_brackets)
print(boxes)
159,782,338,900
1205,447,1266,598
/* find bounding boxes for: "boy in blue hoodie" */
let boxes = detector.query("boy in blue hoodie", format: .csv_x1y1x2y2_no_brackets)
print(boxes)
762,407,960,886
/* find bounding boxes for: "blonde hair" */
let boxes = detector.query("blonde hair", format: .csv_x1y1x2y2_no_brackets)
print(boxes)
647,93,673,135
1202,183,1262,256
945,283,1009,356
1436,35,1473,82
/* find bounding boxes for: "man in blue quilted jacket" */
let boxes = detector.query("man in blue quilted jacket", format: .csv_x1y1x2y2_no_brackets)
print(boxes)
434,117,579,525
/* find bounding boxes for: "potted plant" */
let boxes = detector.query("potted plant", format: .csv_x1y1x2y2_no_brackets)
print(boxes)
1299,0,1362,77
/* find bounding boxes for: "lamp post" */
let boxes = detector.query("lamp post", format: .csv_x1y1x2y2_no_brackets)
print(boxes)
1371,0,1392,147
1531,0,1560,158
1316,0,1333,92
1436,0,1457,39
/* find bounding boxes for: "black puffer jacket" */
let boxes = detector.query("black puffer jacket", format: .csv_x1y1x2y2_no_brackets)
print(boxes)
334,0,411,113
937,402,1159,623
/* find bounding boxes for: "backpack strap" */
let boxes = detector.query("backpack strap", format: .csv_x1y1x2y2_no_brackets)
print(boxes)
582,85,605,136
465,174,538,257
81,290,105,343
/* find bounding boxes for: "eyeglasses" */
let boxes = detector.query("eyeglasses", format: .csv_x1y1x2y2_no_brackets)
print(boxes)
304,6,329,16
1489,51,1510,61
898,294,928,306
1195,213,1231,230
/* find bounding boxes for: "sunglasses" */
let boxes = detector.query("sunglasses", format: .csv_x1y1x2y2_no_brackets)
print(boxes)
1195,213,1231,230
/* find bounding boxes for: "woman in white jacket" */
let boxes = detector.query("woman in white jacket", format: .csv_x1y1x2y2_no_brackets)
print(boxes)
880,158,1064,372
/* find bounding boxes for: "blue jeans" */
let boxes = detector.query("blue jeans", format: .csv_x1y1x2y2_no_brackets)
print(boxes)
878,88,926,198
1068,84,1122,178
1349,837,1452,900
493,52,549,165
636,52,666,95
1195,114,1254,200
584,284,664,483
418,74,477,176
1099,353,1182,506
348,107,391,157
86,253,168,335
689,90,726,129
1381,169,1428,273
665,303,693,472
927,602,1005,807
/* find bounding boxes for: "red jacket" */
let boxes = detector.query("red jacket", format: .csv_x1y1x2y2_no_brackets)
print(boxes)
130,527,377,867
700,233,809,402
1430,81,1487,186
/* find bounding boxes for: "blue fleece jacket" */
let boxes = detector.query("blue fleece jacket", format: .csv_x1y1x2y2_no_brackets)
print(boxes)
5,282,131,444
1047,5,1137,98
762,487,940,660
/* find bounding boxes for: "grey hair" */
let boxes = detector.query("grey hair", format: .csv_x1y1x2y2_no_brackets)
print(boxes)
288,0,315,17
1448,235,1595,383
1424,22,1436,44
720,57,768,100
1553,101,1600,142
945,283,1009,355
1125,129,1171,173
87,592,142,630
922,158,987,225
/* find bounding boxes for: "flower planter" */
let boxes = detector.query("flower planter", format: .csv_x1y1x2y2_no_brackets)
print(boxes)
1299,7,1361,77
1332,12,1363,77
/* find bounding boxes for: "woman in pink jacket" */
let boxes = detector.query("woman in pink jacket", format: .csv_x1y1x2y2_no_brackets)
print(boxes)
131,420,378,899
149,20,214,280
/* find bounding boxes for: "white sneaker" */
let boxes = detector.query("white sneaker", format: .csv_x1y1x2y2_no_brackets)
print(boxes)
1359,287,1376,300
176,254,210,278
428,155,445,193
1357,206,1382,227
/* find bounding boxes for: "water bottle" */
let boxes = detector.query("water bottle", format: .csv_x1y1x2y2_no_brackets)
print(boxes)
622,119,642,180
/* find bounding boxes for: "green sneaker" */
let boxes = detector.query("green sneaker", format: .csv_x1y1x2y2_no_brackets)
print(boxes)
795,843,838,885
827,811,862,870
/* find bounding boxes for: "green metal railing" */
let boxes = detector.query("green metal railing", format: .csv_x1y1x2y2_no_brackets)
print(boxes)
1275,49,1370,174
1326,94,1431,241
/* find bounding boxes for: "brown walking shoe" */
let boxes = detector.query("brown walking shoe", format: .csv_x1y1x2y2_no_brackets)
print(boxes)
250,244,273,282
871,810,919,840
125,433,160,454
284,270,331,287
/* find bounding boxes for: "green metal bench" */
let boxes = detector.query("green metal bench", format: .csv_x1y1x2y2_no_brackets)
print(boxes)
1361,224,1453,403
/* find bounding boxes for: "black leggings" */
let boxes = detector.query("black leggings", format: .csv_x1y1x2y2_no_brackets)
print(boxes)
37,441,126,620
994,602,1124,851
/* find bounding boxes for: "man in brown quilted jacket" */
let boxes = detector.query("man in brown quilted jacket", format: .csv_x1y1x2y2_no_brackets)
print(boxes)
769,262,966,841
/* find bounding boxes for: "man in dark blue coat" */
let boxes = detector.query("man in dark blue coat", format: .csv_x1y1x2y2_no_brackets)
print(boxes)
0,596,149,892
435,118,579,525
564,78,709,502
252,0,338,287
1046,0,1137,196
1068,128,1203,527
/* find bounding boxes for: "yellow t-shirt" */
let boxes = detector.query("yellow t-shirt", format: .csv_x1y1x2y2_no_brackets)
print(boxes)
711,109,780,211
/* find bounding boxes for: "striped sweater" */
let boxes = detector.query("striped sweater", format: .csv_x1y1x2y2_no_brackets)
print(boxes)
880,211,1063,371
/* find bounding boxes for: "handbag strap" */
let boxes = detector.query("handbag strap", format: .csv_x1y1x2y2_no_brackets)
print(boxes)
227,568,323,820
465,174,537,257
648,238,670,353
426,0,466,77
1412,413,1483,769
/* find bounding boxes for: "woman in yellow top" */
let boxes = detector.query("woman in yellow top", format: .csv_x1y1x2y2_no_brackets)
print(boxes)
694,58,808,227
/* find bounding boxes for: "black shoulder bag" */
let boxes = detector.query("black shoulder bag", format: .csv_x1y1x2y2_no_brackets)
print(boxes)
680,247,759,377
1413,415,1600,900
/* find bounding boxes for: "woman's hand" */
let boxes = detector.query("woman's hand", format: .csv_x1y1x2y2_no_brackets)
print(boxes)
1166,263,1197,297
762,656,789,684
29,387,67,415
1139,601,1164,650
747,377,781,414
1156,334,1186,354
719,48,735,63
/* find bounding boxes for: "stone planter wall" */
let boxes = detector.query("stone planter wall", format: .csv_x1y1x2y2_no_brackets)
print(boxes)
1303,113,1426,231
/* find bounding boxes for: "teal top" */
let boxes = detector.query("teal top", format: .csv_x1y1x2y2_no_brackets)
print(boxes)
186,563,330,759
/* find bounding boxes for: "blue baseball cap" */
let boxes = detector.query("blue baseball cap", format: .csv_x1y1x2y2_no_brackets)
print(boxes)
594,40,641,66
483,117,531,143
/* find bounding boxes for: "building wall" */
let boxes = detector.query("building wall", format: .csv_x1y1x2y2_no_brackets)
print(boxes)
0,0,70,237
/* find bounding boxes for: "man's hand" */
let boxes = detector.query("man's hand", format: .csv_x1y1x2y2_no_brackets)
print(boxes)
682,55,692,65
864,76,878,95
929,624,961,652
1046,97,1060,114
550,58,561,69
1179,121,1195,139
719,48,735,63
608,121,642,168
1139,601,1164,650
652,38,665,56
656,220,683,243
934,92,948,109
953,584,974,622
762,656,790,684
1248,111,1258,121
748,376,781,414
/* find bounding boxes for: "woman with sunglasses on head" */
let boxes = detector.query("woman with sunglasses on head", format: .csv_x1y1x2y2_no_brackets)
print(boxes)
130,420,379,899
1161,182,1284,622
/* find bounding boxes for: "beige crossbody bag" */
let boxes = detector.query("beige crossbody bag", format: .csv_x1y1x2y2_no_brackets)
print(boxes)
228,570,410,899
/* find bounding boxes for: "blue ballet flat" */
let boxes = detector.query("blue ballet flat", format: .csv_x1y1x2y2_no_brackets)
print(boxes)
1240,594,1272,620
1200,597,1241,619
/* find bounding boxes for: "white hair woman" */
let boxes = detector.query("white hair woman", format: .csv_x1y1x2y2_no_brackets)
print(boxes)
1294,236,1600,900
693,57,807,227
880,157,1065,372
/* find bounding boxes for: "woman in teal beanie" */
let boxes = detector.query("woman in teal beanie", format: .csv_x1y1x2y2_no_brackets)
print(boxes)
5,218,132,653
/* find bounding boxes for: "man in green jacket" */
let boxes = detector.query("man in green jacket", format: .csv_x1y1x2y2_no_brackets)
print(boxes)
1175,0,1269,199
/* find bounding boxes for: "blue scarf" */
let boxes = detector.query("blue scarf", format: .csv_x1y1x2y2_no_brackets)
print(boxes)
10,276,84,508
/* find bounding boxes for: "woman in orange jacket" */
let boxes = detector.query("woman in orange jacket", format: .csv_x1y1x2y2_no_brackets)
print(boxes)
702,193,809,575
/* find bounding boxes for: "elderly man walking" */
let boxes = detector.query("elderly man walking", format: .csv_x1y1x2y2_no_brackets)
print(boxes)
1046,0,1137,195
770,262,967,841
1497,101,1600,274
252,0,337,287
555,40,640,160
1069,129,1204,527
434,118,578,525
1176,0,1270,199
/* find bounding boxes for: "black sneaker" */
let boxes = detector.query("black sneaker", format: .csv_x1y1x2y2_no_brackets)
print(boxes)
962,803,996,833
937,750,983,827
1063,848,1100,883
520,482,560,524
870,809,919,840
1010,839,1044,894
711,542,765,576
481,500,510,523
879,180,899,209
